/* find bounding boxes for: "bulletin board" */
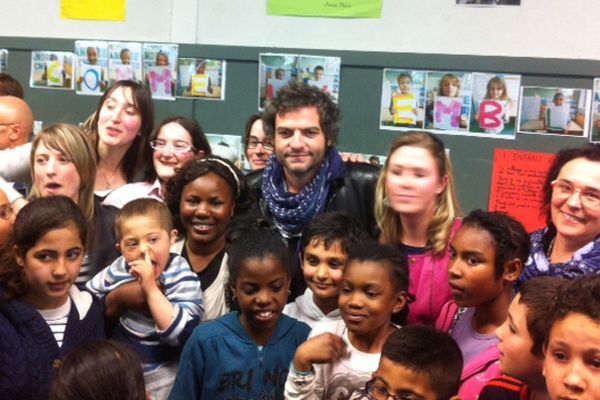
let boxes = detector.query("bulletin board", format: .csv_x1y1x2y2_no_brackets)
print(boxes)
1,36,596,213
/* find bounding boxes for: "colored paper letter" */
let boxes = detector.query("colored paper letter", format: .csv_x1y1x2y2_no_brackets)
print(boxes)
479,100,503,129
434,97,462,130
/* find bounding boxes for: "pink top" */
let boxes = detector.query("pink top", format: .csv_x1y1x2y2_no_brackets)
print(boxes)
406,219,461,326
436,300,502,400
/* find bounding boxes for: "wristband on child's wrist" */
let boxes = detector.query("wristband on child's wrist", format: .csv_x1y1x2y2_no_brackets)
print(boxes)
289,362,313,377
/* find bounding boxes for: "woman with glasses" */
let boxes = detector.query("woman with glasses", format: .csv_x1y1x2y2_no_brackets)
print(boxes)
243,113,273,172
0,188,15,247
520,143,600,283
103,116,210,208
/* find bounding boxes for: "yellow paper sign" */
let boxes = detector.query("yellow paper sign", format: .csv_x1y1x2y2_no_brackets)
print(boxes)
61,0,126,21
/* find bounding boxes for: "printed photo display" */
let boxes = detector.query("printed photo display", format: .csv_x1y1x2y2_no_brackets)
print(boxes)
108,41,143,85
380,69,521,139
590,78,600,143
518,86,591,138
456,0,521,5
258,53,341,109
259,53,299,108
74,40,108,96
381,69,426,129
30,51,75,90
177,58,226,100
142,43,179,100
0,49,7,73
298,55,341,103
206,134,244,170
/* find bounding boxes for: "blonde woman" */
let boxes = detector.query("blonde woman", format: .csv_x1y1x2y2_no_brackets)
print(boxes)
375,131,461,325
30,123,119,283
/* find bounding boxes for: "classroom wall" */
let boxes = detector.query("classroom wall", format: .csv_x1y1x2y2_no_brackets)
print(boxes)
0,1,598,215
1,0,600,60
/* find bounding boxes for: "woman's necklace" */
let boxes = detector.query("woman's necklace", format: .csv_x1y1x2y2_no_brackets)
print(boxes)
98,165,120,189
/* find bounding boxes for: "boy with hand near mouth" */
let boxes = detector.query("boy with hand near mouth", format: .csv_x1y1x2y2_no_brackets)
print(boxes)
87,198,203,399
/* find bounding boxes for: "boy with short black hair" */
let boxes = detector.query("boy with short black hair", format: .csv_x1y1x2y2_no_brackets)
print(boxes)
357,325,463,400
283,212,369,327
543,275,600,400
87,198,203,399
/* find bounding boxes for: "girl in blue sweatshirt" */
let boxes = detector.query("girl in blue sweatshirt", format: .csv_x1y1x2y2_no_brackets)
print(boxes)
169,220,310,400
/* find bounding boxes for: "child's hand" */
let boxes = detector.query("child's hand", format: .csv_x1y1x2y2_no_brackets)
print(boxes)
293,333,348,372
129,247,160,293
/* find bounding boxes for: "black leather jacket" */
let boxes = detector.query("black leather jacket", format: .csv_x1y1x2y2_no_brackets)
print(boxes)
244,160,380,299
245,161,380,237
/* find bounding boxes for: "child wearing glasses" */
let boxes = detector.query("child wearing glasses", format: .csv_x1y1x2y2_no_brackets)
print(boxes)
519,144,600,284
348,326,462,400
103,116,211,208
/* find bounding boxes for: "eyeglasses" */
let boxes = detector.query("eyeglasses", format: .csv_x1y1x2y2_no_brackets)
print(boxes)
0,205,13,221
364,378,424,400
150,140,196,154
246,138,274,151
551,179,600,208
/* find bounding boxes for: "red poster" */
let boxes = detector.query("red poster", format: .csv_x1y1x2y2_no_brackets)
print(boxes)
489,149,555,233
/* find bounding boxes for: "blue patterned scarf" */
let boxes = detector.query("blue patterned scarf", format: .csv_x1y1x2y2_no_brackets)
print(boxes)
261,148,345,238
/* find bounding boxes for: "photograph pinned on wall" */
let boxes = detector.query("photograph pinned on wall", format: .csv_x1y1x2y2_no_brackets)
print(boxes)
424,71,473,132
0,49,7,73
142,43,178,100
380,69,426,130
258,53,299,109
591,79,600,143
351,153,387,169
298,55,341,103
206,133,244,170
30,51,74,90
177,58,226,100
518,86,590,138
74,40,108,96
456,0,521,6
108,41,142,85
468,72,521,139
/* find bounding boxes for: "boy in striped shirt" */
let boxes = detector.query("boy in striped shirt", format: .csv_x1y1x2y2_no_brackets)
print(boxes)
87,198,203,399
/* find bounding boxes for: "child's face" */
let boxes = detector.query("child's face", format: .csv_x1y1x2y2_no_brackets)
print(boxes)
156,54,169,66
448,226,503,308
339,261,404,338
17,223,84,310
152,122,197,182
234,255,290,345
544,313,600,400
314,68,323,81
489,83,504,100
120,51,131,65
496,294,544,385
86,47,98,65
0,190,15,247
275,69,284,79
368,357,439,400
553,95,564,106
118,215,176,278
442,79,459,97
384,145,447,219
179,172,235,248
302,239,347,304
398,76,412,94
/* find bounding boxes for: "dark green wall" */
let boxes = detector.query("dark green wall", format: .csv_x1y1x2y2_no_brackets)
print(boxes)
1,36,596,212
